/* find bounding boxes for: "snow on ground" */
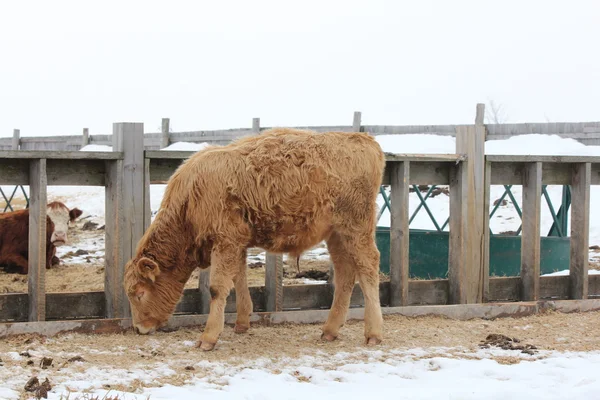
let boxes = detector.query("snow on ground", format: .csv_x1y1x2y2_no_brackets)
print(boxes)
3,347,600,399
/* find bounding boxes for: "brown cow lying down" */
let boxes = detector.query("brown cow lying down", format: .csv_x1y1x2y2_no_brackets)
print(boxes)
0,201,83,274
124,127,386,350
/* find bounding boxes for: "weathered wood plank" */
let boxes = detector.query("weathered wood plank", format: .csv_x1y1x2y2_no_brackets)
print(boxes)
198,268,211,314
105,159,126,318
148,158,186,182
82,128,89,147
570,163,591,299
144,159,151,230
455,124,486,303
0,150,122,160
521,162,542,301
7,298,600,339
46,159,108,186
0,159,29,185
448,161,467,304
475,103,485,125
12,129,20,150
483,160,491,302
353,111,361,132
4,276,600,322
382,161,452,186
265,253,284,312
489,162,574,185
389,161,410,306
487,155,600,163
161,118,170,149
28,159,47,322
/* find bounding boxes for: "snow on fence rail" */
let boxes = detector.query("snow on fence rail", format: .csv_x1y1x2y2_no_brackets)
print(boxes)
0,104,598,337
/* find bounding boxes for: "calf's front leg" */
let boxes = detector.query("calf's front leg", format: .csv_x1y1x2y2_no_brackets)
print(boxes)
197,243,242,351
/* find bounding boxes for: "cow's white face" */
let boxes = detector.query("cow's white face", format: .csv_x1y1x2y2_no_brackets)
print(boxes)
46,202,83,246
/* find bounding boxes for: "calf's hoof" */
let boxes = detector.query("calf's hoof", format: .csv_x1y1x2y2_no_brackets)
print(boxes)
366,336,382,346
320,332,337,342
51,256,60,266
196,339,217,351
234,324,249,334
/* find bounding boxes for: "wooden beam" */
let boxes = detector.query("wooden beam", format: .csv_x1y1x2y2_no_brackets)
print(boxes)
475,103,485,125
482,160,491,302
389,161,410,306
28,159,47,322
6,299,600,339
353,111,361,132
521,162,543,301
448,161,467,304
82,128,89,148
265,253,284,312
456,124,486,303
197,267,211,314
0,150,122,160
4,275,600,323
12,129,20,150
487,155,600,163
161,118,170,148
105,158,125,318
570,162,591,299
104,122,145,319
144,158,151,230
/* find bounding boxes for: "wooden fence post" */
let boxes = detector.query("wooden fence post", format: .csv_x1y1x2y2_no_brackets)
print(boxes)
161,118,170,149
570,162,591,299
389,161,410,306
450,114,486,304
353,111,362,132
105,122,145,318
12,129,20,150
82,128,89,148
28,159,47,321
521,162,542,301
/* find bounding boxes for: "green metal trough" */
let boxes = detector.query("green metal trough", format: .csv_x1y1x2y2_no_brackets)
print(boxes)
375,184,572,278
375,227,571,278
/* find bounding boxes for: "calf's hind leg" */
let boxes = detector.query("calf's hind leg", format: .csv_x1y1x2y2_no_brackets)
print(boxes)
233,249,253,334
322,231,383,345
321,231,357,341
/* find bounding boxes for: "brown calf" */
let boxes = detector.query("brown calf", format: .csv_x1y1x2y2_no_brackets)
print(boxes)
124,128,386,350
0,202,83,274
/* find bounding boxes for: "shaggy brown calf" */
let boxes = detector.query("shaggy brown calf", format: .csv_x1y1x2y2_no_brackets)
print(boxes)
124,128,386,350
0,201,83,274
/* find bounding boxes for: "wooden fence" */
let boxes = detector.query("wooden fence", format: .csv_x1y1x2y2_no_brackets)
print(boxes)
3,111,600,152
1,105,599,337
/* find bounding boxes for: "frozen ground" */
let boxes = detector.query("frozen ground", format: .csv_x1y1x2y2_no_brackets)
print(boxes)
3,311,600,399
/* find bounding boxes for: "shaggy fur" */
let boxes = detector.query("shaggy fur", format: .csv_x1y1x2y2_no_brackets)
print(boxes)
124,128,386,350
0,201,83,274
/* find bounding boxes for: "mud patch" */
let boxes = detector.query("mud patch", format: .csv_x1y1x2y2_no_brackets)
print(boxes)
479,333,538,355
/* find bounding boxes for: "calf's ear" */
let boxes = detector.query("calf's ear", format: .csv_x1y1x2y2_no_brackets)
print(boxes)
138,257,161,282
69,208,83,222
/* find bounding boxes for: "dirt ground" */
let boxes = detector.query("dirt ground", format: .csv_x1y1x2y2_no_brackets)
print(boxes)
3,310,600,398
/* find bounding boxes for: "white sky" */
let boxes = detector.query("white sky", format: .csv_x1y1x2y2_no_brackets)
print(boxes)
0,0,599,137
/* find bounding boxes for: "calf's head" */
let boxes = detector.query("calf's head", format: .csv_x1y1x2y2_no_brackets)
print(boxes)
124,255,185,335
46,201,83,246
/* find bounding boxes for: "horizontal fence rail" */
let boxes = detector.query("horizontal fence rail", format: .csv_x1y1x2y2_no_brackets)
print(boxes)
0,104,597,337
3,113,600,152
